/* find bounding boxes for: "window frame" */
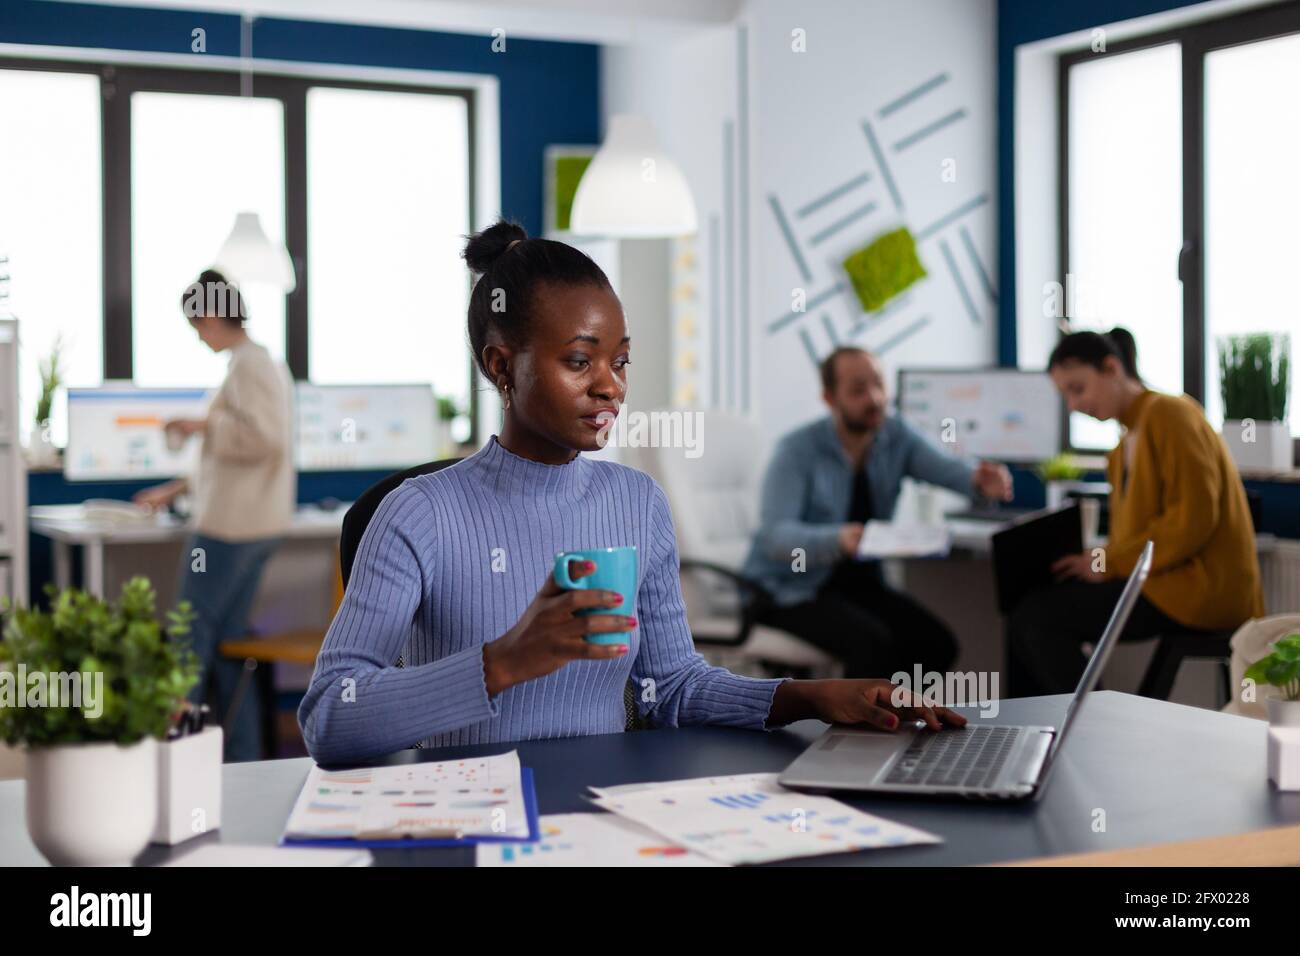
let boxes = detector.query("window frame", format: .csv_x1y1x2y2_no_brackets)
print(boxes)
0,54,480,444
1057,0,1300,460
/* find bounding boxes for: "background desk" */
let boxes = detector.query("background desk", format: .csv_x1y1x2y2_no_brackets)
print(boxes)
1,692,1296,866
29,504,347,599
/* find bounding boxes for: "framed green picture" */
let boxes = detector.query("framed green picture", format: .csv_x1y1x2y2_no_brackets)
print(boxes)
545,145,597,236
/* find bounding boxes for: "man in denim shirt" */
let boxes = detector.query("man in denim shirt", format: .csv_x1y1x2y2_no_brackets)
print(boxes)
742,347,1012,678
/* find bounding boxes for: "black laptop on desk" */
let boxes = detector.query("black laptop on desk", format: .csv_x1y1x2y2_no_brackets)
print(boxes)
989,503,1084,614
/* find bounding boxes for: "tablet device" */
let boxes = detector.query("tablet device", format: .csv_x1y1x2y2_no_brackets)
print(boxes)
990,503,1084,613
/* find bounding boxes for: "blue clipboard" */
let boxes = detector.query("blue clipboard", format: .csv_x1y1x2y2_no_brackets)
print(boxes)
280,767,541,849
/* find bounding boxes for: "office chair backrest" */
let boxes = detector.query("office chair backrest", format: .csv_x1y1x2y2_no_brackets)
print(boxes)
340,458,463,589
630,411,770,571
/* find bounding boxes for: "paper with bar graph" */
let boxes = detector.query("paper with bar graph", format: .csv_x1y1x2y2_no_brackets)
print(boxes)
283,750,531,842
475,813,724,867
588,773,940,865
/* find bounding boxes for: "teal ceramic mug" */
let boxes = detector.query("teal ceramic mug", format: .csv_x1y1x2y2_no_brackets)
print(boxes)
553,546,638,645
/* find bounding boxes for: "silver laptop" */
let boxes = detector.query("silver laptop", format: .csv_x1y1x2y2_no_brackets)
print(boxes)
777,541,1153,801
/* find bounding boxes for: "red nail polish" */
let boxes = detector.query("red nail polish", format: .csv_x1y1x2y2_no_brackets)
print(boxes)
887,715,898,729
583,560,596,570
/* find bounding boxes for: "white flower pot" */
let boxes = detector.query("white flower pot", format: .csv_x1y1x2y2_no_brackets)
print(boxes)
1266,693,1300,728
1222,419,1293,472
26,422,59,469
25,737,158,866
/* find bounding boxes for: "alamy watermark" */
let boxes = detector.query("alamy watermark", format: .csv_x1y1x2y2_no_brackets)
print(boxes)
595,407,704,459
891,665,999,718
0,665,104,719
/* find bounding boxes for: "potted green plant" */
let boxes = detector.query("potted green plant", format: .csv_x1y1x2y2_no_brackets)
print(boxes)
0,578,198,865
1218,332,1291,471
29,335,64,468
1246,631,1300,727
1035,453,1085,510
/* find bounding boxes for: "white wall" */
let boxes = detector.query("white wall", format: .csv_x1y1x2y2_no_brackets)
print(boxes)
603,0,999,441
745,0,998,438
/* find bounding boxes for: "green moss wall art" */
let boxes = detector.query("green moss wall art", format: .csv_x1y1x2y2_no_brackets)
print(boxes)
842,227,927,313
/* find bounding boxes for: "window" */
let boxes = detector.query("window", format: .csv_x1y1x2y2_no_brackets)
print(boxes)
1204,30,1300,436
0,68,102,447
131,92,286,387
1059,3,1300,454
0,56,477,447
306,87,471,422
1066,43,1183,451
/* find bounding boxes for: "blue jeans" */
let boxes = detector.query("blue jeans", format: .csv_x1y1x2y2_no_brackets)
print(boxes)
177,533,281,762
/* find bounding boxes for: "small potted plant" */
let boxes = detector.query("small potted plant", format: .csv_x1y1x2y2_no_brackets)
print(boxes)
0,578,198,865
1246,631,1300,728
1035,452,1085,510
1218,332,1291,471
29,334,64,468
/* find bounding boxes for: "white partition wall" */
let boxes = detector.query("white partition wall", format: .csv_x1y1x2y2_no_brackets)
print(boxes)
0,319,27,606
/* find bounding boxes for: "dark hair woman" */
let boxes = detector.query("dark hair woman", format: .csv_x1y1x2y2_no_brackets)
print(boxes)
298,220,965,763
1007,327,1264,697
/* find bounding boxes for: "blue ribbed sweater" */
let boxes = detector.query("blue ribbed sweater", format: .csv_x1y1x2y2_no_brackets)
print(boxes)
298,435,787,764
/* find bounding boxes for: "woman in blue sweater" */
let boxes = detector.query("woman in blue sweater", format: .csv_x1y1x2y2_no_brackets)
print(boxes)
298,221,965,764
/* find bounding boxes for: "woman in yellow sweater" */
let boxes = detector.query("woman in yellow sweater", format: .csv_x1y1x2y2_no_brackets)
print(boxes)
1007,327,1264,696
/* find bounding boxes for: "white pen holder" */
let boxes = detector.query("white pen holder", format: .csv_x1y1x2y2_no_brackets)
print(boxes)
1268,726,1300,791
152,726,223,845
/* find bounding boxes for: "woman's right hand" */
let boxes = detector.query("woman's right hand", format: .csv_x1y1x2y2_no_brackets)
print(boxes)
132,478,185,512
481,560,636,696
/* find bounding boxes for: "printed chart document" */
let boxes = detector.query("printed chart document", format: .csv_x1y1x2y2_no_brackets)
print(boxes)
476,813,723,867
857,520,951,559
283,750,532,843
587,773,940,865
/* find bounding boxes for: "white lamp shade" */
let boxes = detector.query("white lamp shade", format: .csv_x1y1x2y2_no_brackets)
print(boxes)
213,211,296,293
570,115,698,238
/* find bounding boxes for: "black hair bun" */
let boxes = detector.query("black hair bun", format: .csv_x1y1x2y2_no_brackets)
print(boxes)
462,219,528,274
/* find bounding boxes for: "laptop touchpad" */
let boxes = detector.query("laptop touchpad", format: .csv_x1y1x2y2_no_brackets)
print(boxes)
819,733,907,773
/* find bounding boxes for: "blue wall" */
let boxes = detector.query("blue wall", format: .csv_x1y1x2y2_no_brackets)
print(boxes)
0,0,602,235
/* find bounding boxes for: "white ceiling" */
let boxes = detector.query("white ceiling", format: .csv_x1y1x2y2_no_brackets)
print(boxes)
50,0,745,44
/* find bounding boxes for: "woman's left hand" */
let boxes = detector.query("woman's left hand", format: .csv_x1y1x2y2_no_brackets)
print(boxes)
1051,551,1104,583
772,679,968,731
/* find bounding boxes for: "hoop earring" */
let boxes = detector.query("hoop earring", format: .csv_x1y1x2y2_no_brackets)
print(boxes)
502,384,511,410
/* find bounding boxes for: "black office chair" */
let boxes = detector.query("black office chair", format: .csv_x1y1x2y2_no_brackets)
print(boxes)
339,458,463,589
339,458,645,734
1136,629,1234,708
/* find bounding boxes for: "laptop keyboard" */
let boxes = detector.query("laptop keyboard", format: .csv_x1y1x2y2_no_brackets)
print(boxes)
882,726,1021,790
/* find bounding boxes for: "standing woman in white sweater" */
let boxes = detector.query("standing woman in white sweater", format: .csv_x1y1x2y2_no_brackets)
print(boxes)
134,269,295,762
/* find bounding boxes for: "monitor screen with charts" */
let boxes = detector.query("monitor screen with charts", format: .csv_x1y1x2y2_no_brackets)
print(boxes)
896,368,1062,462
295,384,437,471
65,387,212,481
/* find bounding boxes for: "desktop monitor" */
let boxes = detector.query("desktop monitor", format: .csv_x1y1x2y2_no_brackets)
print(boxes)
65,387,212,481
896,367,1063,463
294,383,437,471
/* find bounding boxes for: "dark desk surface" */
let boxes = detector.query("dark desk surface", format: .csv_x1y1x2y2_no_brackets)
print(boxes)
3,691,1298,866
